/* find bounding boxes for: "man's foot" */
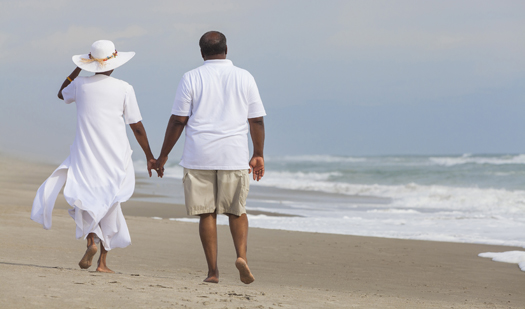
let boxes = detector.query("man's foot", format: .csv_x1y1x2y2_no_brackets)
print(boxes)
78,244,97,269
203,275,219,283
235,257,254,284
96,265,115,273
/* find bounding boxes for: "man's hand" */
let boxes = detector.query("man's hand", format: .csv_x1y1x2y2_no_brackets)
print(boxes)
147,158,157,177
156,115,188,178
156,155,168,178
249,156,264,181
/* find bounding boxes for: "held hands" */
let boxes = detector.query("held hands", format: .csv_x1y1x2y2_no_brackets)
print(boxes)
147,158,159,177
249,156,265,181
154,155,168,178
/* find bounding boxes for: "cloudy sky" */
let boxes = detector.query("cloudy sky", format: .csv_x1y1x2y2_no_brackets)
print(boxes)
0,0,524,162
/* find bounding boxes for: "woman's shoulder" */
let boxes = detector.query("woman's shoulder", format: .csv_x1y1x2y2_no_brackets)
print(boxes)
93,76,134,93
108,76,133,88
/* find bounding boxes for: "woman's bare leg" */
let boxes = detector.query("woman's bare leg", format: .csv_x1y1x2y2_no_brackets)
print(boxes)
96,242,114,273
79,233,97,269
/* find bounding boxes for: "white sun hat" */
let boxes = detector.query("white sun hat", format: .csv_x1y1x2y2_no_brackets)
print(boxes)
72,40,135,73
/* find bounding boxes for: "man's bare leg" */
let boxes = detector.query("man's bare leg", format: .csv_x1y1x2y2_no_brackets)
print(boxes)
79,233,97,269
96,242,114,273
199,213,219,283
229,213,254,284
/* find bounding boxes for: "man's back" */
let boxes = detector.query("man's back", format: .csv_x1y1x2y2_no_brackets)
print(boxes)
171,59,266,170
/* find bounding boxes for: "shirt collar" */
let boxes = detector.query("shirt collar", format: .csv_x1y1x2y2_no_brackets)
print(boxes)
203,59,233,66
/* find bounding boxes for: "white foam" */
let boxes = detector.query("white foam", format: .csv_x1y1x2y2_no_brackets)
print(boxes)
479,251,525,271
267,154,525,167
367,209,421,214
171,214,525,247
256,171,525,215
260,171,341,184
151,217,162,220
267,155,366,163
430,154,525,166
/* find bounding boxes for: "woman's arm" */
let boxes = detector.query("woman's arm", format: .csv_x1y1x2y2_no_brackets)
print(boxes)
129,121,157,177
58,67,82,100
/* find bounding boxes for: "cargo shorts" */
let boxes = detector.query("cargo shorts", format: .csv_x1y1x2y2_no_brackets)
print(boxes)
182,168,250,216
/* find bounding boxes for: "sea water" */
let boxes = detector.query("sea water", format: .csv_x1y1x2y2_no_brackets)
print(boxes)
134,154,525,248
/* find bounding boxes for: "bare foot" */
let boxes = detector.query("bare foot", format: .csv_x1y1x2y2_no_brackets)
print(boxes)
203,275,219,283
96,265,115,273
235,257,254,284
96,242,114,273
78,244,97,269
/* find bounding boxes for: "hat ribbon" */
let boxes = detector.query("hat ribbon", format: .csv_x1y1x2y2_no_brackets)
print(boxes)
80,50,118,67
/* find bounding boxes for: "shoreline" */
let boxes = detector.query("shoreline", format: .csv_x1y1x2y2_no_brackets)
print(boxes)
1,154,525,307
2,205,525,308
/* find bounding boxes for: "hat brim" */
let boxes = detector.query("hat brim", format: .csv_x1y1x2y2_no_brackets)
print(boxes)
72,51,135,73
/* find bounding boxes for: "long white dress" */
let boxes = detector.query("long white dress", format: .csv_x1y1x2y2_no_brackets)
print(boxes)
31,74,142,250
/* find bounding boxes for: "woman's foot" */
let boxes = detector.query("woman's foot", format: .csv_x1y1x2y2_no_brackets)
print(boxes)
79,234,98,269
96,242,114,273
96,264,114,273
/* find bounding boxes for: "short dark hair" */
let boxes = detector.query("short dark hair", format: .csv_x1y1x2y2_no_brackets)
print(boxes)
199,31,227,57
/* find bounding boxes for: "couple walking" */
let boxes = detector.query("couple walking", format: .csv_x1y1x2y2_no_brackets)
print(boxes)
31,31,266,285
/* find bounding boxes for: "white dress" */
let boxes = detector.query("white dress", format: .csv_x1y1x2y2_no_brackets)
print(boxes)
31,75,142,250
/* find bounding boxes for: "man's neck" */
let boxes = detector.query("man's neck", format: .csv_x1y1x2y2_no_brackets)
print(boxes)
203,54,227,61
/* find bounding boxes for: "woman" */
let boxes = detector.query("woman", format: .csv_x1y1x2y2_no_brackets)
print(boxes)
31,40,156,273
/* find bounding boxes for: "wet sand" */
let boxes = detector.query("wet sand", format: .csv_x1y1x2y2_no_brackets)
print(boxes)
1,154,524,308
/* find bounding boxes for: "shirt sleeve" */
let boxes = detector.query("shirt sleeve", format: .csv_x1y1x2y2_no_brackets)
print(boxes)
171,73,193,116
123,84,143,124
246,74,266,119
62,79,76,104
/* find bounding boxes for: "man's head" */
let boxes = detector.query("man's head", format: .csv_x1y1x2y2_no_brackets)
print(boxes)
199,31,227,60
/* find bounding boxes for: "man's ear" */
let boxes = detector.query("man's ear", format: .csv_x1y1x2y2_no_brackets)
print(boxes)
224,46,228,55
201,49,205,60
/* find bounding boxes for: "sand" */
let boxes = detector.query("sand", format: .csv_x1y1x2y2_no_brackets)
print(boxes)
1,153,524,308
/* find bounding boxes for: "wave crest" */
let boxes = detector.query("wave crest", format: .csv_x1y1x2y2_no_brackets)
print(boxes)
430,154,525,166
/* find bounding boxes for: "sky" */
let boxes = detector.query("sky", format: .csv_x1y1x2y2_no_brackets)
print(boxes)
0,0,524,163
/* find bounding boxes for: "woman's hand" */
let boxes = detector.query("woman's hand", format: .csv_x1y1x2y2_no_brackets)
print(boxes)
147,158,157,177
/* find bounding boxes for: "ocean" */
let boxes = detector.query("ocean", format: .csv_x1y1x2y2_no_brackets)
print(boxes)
134,154,525,248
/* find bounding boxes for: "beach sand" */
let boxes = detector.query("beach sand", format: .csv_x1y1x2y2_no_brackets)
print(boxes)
1,154,524,308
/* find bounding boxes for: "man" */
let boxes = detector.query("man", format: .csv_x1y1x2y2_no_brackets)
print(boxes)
156,31,266,284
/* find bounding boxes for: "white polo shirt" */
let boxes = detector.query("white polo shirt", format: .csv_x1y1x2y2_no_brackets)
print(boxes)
171,59,266,170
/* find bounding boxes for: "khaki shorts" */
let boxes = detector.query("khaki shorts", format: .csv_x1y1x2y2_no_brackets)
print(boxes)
182,168,250,216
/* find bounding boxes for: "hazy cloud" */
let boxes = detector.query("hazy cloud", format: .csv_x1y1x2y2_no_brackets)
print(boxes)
1,0,524,159
29,25,147,52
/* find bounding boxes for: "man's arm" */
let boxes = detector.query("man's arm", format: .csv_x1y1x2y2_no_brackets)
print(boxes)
129,121,157,177
156,115,189,177
58,67,82,100
248,117,265,181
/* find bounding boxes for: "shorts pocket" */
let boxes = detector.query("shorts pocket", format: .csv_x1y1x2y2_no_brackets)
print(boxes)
240,170,250,203
182,169,189,184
